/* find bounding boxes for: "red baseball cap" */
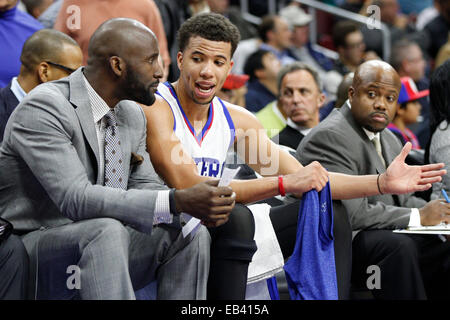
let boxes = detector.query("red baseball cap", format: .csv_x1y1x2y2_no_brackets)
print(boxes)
398,77,429,104
222,73,249,90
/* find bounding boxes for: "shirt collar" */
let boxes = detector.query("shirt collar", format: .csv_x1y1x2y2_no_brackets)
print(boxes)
10,77,27,102
287,118,313,136
83,74,111,123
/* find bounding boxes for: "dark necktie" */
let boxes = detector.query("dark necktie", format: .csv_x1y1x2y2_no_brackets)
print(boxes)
104,110,127,189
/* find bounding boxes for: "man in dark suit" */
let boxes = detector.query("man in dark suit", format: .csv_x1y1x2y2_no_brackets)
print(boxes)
297,60,450,299
272,62,325,150
0,29,83,143
0,18,236,300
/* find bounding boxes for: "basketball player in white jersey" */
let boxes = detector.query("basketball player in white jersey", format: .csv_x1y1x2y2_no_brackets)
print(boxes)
142,13,446,300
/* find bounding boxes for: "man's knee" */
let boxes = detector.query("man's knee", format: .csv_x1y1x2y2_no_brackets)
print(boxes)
209,204,257,262
88,218,130,246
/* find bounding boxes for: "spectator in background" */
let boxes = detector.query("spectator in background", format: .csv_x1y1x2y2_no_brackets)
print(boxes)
36,0,62,29
360,0,422,59
255,99,287,138
332,20,367,76
258,15,297,66
335,72,354,108
0,0,43,87
390,39,431,148
54,0,170,79
279,4,338,93
272,62,325,151
216,73,249,107
21,0,52,19
428,60,450,201
424,0,450,61
243,49,281,113
206,0,257,40
398,0,433,15
231,13,297,75
0,29,83,143
387,77,429,150
416,0,439,31
435,33,450,69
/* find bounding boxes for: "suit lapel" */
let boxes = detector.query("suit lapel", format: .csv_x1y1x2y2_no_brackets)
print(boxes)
68,68,101,183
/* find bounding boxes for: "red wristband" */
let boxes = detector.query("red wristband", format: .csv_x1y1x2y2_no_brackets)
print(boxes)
278,176,286,196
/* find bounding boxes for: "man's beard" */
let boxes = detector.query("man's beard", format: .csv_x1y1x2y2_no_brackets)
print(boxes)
124,69,157,106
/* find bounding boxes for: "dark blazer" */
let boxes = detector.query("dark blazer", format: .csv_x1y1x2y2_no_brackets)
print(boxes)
0,81,19,143
272,125,305,151
296,103,426,231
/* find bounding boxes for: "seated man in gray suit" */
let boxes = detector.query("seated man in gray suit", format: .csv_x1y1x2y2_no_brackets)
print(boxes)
297,60,450,299
0,18,236,300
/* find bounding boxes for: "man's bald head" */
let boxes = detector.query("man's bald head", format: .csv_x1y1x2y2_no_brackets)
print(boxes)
352,60,401,92
87,18,158,67
349,60,401,133
84,18,163,107
20,29,80,73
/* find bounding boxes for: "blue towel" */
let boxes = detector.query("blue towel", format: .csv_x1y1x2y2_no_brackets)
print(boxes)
283,181,338,300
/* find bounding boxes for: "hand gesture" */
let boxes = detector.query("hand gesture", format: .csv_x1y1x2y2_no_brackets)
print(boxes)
380,142,446,195
419,199,450,226
174,180,235,228
283,161,329,196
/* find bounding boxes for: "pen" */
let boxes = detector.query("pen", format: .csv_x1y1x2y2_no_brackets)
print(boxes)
441,189,450,203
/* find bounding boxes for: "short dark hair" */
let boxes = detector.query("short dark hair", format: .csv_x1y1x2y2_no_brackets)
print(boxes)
177,12,241,56
243,49,271,81
332,20,360,49
20,29,79,73
258,15,277,43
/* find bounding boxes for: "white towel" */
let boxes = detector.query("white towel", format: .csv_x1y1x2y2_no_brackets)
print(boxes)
247,203,284,284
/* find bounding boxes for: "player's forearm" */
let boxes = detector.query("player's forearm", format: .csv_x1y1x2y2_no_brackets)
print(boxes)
230,177,279,204
329,172,380,200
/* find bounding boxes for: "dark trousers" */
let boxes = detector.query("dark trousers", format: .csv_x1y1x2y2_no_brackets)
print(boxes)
207,203,257,300
351,230,450,299
269,199,353,300
0,235,29,299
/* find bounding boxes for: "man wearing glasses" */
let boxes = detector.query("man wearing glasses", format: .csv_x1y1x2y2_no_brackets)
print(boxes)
0,28,82,142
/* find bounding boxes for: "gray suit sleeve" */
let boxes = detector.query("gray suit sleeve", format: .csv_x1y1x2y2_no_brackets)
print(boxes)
298,128,411,230
10,89,160,233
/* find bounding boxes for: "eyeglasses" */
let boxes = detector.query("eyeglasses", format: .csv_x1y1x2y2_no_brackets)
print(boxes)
45,61,76,74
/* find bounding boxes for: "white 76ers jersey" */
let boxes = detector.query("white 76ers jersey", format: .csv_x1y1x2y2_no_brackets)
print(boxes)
156,82,235,178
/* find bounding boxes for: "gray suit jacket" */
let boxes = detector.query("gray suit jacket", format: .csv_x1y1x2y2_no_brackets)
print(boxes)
296,103,426,230
0,68,167,234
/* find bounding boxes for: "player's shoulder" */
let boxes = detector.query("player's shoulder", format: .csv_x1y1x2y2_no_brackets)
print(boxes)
218,98,261,129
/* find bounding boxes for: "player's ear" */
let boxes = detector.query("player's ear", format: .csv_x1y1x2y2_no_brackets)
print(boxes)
177,51,183,70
